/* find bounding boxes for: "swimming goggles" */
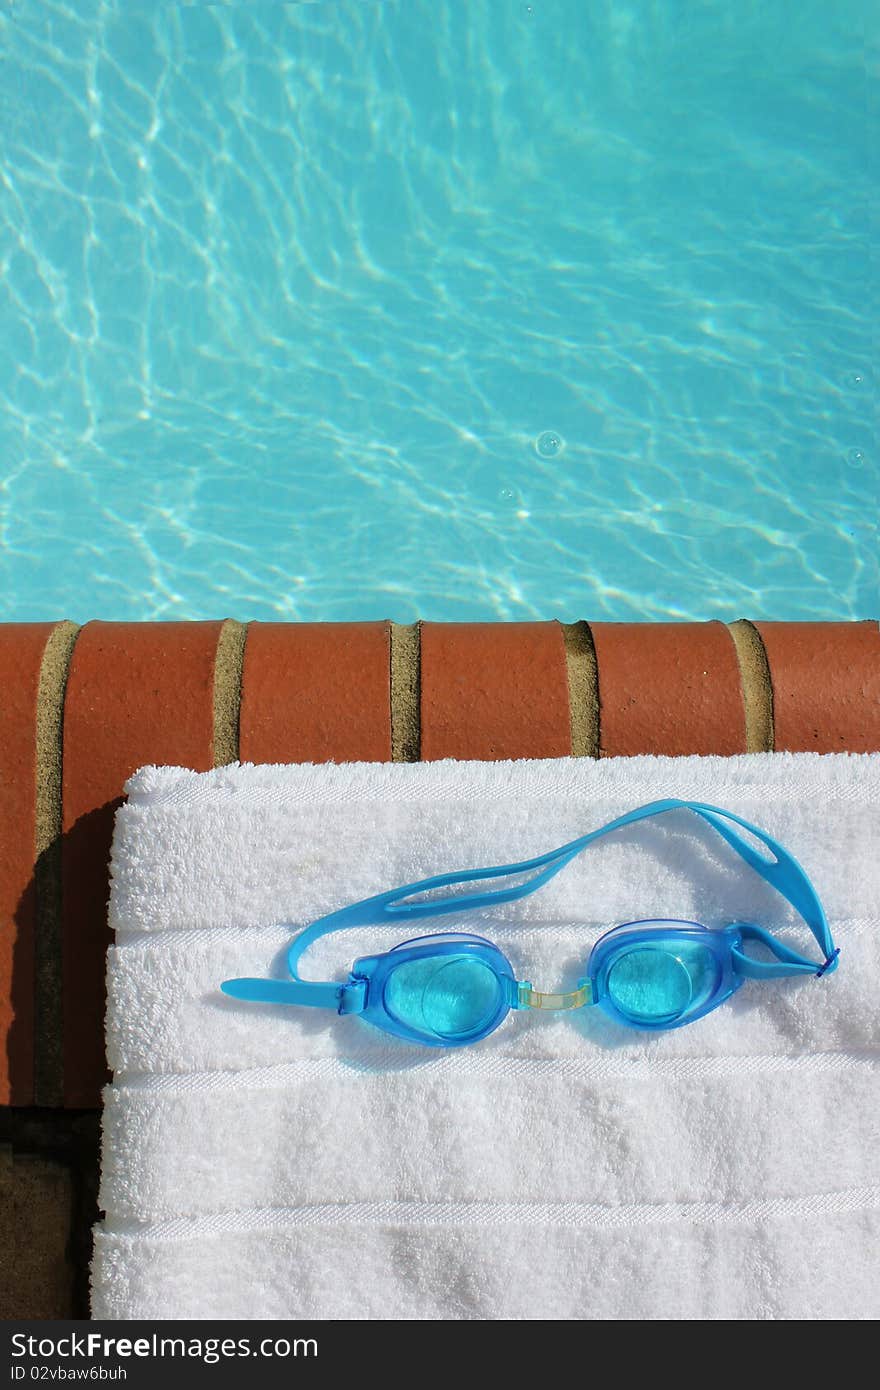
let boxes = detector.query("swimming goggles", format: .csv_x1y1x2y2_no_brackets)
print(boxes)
221,799,839,1047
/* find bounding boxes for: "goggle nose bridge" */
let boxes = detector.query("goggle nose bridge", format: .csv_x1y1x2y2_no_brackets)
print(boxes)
517,980,592,1011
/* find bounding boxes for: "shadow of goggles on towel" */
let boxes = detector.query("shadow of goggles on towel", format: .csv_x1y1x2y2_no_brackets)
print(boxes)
221,799,839,1047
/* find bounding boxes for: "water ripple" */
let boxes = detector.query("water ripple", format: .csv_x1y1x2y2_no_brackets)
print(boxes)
0,0,876,621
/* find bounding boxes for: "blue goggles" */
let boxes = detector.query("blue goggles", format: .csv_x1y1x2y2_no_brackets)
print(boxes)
221,799,839,1047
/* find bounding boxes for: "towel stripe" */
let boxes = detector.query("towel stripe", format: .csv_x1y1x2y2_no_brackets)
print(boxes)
124,766,880,810
110,914,875,947
116,1049,877,1093
101,1186,880,1242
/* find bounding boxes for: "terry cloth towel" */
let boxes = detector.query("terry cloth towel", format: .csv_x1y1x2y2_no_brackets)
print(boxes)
91,754,880,1321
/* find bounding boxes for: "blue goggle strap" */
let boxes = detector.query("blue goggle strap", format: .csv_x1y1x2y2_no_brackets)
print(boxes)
222,798,837,1010
219,974,344,1009
682,802,837,981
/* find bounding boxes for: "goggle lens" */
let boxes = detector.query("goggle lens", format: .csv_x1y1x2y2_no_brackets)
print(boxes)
606,941,717,1024
384,954,505,1041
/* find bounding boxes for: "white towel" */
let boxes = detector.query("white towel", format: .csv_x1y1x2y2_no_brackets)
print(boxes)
90,754,880,1320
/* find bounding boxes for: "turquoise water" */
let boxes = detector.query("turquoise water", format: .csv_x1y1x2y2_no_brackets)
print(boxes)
1,0,876,622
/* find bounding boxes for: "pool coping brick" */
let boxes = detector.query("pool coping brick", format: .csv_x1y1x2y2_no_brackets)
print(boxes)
420,621,572,761
240,621,393,764
590,620,749,757
754,620,880,752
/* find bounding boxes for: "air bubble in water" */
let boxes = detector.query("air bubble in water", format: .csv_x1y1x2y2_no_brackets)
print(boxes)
535,430,564,459
846,448,865,469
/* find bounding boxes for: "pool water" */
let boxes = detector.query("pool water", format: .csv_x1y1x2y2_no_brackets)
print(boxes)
1,0,876,622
